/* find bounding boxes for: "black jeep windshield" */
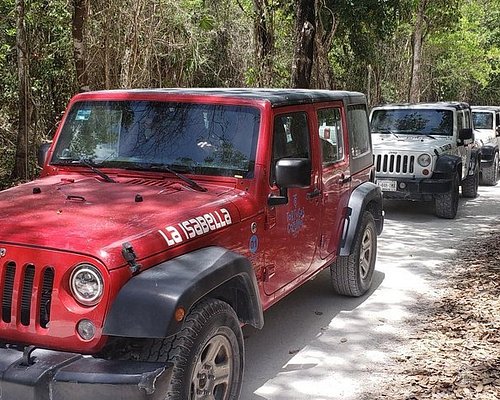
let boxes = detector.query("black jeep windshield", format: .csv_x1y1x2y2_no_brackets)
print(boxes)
51,101,260,178
472,112,493,129
371,109,453,136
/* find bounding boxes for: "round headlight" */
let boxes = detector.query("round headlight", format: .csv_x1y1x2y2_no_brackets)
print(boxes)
417,153,432,167
70,264,104,306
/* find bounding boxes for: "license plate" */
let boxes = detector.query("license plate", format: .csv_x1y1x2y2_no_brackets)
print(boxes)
377,179,397,191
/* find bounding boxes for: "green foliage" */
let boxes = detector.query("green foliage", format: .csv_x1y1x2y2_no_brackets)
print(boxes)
1,0,500,188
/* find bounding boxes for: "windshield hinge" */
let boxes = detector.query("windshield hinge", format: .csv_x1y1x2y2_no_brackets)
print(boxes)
122,242,142,274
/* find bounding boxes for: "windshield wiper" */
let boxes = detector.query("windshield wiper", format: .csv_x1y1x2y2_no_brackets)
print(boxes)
56,158,116,183
141,163,207,192
374,130,400,139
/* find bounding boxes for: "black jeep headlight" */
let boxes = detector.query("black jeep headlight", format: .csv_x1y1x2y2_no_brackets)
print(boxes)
70,264,104,306
417,153,432,167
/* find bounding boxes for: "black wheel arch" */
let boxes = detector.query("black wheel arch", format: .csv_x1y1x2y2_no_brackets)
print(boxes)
103,246,264,339
338,182,383,257
433,154,462,176
479,144,498,162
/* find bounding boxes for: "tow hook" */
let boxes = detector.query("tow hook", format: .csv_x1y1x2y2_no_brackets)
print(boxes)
21,345,37,366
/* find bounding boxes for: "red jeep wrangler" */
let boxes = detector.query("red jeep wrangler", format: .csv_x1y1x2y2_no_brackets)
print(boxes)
0,89,383,400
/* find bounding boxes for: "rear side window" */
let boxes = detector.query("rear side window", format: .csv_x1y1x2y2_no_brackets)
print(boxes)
318,108,344,164
457,111,464,132
347,104,372,173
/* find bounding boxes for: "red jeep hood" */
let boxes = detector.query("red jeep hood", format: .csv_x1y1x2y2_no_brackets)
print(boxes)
0,175,242,268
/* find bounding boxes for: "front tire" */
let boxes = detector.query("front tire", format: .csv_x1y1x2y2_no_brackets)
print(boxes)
480,152,499,186
435,173,459,219
113,299,244,400
462,160,479,198
330,211,377,297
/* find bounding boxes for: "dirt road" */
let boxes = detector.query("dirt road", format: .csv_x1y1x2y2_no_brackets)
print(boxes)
241,185,500,399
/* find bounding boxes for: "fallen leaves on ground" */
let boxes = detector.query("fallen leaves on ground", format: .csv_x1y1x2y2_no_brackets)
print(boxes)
377,230,500,399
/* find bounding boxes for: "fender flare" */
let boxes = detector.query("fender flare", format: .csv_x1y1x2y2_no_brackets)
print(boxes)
339,182,383,257
433,154,461,175
479,144,497,162
103,246,264,339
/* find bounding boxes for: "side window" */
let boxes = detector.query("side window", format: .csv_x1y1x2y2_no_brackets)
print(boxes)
347,104,370,158
457,111,464,132
496,112,500,128
464,110,471,129
271,112,310,183
318,108,344,165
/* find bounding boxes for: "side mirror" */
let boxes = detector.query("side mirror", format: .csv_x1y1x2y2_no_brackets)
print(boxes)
37,142,52,168
459,128,473,141
268,158,311,206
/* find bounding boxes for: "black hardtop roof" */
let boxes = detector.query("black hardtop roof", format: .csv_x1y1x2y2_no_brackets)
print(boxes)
471,105,500,112
373,101,471,111
81,88,366,108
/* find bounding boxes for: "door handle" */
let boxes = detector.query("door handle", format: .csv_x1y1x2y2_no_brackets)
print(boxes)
306,188,321,199
339,174,351,185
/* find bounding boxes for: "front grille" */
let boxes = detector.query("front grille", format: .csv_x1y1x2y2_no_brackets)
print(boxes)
375,154,415,174
0,262,54,328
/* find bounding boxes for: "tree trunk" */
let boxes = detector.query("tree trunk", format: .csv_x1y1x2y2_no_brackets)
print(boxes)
72,0,90,92
252,0,274,86
11,0,30,180
408,0,427,103
313,0,335,89
291,0,315,89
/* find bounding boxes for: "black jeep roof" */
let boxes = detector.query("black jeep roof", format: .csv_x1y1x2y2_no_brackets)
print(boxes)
471,105,500,112
373,102,471,111
83,88,366,108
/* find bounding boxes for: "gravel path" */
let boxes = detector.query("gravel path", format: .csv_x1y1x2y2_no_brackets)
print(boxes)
241,185,500,399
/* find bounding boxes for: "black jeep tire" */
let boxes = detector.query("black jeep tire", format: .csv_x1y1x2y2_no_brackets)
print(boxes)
435,173,459,219
330,211,377,297
480,152,499,186
462,160,479,198
117,299,244,400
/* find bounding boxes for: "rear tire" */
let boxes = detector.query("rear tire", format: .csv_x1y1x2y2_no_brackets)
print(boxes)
435,173,459,219
480,152,499,186
330,211,377,297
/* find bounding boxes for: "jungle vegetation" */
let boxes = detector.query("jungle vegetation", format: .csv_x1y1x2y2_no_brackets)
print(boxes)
1,0,499,187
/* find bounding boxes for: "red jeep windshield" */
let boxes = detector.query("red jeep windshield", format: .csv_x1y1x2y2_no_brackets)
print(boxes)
51,101,260,178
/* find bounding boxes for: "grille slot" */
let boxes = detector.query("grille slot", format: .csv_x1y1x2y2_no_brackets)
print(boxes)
375,154,415,174
1,262,16,323
40,267,55,328
20,264,35,326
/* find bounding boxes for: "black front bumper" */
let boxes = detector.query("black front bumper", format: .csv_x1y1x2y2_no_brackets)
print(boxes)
0,346,173,400
378,177,452,200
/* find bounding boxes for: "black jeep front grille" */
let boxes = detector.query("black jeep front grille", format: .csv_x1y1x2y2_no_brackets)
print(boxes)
0,262,54,328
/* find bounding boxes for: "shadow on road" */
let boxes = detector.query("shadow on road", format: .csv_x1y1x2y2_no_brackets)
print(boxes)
241,186,500,400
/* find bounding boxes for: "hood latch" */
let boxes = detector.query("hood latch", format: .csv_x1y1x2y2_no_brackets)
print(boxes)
122,242,142,274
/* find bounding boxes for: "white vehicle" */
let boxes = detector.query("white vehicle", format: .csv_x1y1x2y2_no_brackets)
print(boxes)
370,102,480,219
471,106,500,185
